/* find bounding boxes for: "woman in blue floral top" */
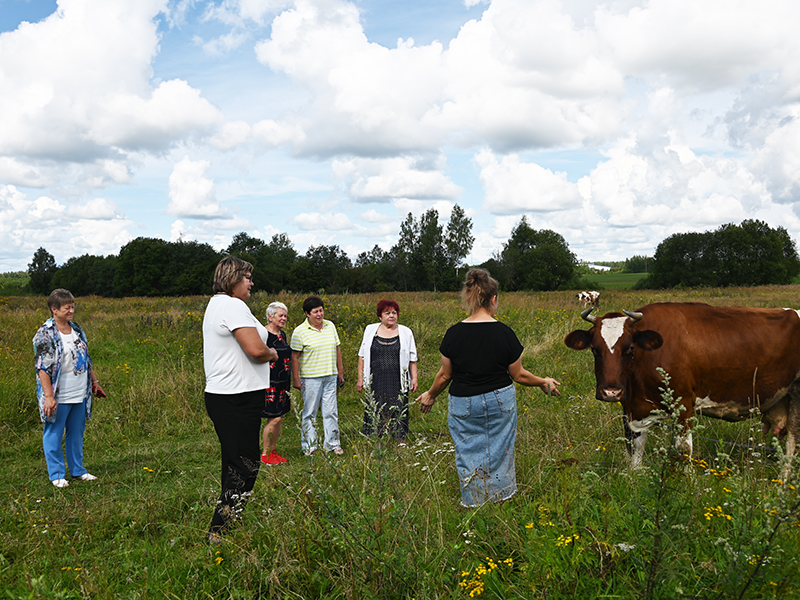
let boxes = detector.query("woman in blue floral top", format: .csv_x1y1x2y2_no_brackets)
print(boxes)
33,289,105,488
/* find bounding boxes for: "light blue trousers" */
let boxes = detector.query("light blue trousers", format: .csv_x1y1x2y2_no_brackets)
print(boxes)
42,401,88,480
301,375,341,451
448,384,517,507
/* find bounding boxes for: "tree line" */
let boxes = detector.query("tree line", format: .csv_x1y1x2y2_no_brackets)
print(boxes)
636,220,800,288
24,214,799,297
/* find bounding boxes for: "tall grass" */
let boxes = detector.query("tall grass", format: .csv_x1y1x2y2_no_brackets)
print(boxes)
2,288,800,598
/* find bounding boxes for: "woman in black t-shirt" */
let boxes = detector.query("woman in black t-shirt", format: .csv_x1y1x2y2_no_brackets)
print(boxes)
417,268,561,507
261,301,292,465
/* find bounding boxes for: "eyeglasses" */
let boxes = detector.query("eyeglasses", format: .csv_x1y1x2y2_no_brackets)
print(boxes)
243,274,252,281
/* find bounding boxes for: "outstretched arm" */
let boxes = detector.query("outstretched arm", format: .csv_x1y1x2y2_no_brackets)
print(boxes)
416,355,453,414
508,358,561,396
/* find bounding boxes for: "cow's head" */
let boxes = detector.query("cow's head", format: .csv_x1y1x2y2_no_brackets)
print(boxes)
564,308,663,403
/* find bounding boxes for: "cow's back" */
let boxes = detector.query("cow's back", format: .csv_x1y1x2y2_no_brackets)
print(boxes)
630,303,800,420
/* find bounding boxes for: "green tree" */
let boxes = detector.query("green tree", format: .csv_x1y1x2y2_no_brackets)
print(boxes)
27,247,57,294
624,255,650,273
51,254,117,297
417,209,446,291
444,204,474,288
498,217,577,291
114,238,170,296
227,232,266,256
113,237,219,297
646,231,714,288
164,240,220,295
391,213,417,291
257,233,298,293
389,206,472,291
644,220,799,288
349,245,392,293
291,244,352,293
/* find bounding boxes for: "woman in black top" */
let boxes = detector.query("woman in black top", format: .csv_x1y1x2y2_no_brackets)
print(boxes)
261,301,292,465
417,268,561,507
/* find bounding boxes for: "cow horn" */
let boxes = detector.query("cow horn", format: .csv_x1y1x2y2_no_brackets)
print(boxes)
623,310,643,321
581,308,596,323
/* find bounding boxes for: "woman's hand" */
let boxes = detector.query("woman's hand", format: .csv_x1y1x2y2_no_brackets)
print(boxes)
357,379,363,392
417,391,436,414
92,381,106,398
43,394,57,418
540,377,561,397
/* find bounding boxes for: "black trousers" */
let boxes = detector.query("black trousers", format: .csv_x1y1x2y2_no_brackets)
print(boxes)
205,389,264,535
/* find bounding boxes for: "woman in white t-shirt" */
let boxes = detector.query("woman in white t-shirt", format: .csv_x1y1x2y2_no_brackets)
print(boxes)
34,289,106,488
203,256,277,543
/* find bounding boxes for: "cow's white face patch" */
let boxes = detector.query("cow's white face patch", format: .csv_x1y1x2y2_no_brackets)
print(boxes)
600,316,628,354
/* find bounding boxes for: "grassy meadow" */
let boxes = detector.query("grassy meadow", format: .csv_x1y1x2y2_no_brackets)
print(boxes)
2,287,800,599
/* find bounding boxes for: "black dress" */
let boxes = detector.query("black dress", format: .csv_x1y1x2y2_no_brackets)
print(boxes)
362,334,409,439
262,330,291,418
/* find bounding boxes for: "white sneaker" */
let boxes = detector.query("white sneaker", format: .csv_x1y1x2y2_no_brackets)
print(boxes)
52,478,69,488
75,473,97,481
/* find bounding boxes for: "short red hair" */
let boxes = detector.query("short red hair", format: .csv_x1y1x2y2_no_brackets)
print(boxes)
376,299,400,318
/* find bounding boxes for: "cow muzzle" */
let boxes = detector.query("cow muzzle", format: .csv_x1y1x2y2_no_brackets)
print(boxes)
598,387,625,402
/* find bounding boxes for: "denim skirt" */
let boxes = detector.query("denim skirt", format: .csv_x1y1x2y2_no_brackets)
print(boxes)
448,384,517,507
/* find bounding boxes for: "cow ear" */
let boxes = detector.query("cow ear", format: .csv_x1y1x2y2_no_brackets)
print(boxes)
633,330,663,351
564,330,592,350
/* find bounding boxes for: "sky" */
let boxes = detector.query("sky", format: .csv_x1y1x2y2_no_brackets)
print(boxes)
2,0,800,272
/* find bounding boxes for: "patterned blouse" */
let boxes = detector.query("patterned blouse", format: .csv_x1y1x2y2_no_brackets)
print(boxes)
33,318,94,423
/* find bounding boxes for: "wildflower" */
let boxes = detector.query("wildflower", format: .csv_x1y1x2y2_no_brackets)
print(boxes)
555,533,580,547
703,506,732,521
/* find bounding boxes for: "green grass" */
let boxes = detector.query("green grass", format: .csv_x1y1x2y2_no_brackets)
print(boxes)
2,289,800,598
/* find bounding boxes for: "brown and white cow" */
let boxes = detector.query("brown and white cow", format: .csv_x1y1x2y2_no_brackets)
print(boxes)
577,291,600,310
564,302,800,468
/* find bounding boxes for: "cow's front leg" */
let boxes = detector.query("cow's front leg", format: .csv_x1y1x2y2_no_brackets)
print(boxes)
631,430,648,468
675,431,693,458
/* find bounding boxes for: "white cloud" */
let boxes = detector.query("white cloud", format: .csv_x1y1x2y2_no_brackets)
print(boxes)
0,184,133,267
203,0,292,27
294,211,354,230
0,0,221,184
68,198,121,220
166,156,229,218
359,209,394,223
333,155,463,202
475,148,583,214
596,0,800,90
209,120,253,151
253,0,626,155
251,118,307,148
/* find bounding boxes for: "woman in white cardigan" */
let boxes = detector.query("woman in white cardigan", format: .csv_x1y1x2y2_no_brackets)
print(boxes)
357,300,418,441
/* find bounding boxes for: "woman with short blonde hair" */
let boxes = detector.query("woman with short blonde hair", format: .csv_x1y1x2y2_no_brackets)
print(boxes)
417,268,561,507
203,257,277,542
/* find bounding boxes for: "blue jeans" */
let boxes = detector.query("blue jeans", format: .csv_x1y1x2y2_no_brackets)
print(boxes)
301,375,341,451
43,401,88,480
448,384,517,507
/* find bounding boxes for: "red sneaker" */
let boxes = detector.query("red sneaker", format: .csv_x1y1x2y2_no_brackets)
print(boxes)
271,451,287,464
260,453,270,464
265,451,284,466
